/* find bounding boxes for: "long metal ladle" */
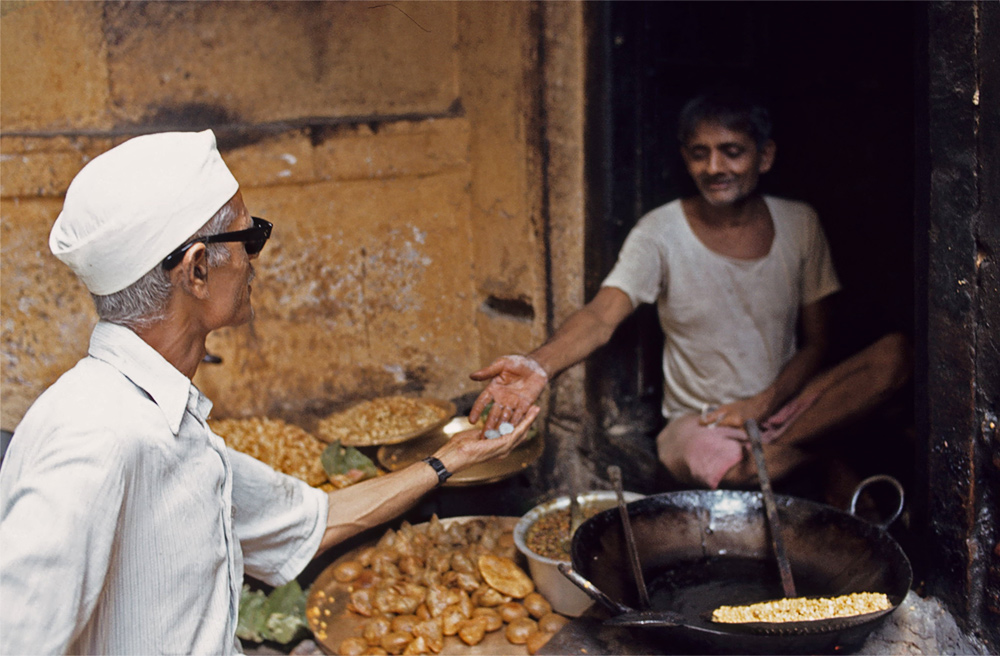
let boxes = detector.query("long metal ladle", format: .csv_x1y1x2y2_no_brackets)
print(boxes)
745,419,797,598
608,465,650,609
560,462,584,554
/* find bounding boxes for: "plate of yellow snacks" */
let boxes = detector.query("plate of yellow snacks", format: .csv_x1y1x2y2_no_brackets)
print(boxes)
211,416,329,487
316,396,456,447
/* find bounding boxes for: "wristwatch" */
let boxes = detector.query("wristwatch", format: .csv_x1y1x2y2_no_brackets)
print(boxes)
422,456,452,486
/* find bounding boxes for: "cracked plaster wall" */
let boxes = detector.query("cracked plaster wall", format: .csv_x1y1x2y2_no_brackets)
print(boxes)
0,1,575,430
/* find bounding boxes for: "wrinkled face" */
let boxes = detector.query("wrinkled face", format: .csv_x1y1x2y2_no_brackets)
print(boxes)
205,192,257,329
681,120,774,207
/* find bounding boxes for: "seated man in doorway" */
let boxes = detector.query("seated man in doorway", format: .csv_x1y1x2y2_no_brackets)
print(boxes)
468,86,910,495
0,130,540,655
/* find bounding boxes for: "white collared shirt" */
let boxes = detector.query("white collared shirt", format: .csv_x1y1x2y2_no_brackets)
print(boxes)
0,322,327,655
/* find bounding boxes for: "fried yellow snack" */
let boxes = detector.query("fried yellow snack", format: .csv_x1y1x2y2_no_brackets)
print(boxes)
478,553,534,599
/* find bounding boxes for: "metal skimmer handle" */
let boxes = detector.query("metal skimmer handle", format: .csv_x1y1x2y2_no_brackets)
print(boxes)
745,419,797,598
557,563,633,615
608,465,650,609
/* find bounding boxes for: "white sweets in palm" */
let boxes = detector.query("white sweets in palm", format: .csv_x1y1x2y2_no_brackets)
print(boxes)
484,421,516,440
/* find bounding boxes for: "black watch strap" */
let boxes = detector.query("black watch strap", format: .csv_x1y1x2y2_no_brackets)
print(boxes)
422,456,452,486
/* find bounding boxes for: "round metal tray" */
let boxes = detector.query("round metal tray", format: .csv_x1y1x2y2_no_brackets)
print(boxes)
307,516,526,655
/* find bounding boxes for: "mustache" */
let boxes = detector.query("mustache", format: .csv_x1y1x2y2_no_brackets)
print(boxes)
702,174,736,185
248,265,256,284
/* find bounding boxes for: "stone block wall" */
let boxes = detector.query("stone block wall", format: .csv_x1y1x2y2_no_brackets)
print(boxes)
0,1,565,429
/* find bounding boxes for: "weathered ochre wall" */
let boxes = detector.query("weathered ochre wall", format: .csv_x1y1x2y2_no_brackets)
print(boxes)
1,1,566,429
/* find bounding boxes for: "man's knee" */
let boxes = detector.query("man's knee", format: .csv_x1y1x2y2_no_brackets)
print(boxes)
718,459,755,487
720,443,810,488
867,332,912,394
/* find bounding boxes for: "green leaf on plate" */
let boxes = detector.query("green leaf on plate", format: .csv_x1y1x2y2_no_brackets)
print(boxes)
321,440,378,479
237,581,309,644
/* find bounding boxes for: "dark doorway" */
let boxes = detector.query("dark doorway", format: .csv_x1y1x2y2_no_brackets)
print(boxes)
586,2,917,493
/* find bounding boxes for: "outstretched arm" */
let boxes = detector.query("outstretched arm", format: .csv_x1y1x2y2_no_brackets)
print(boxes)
316,406,540,554
469,287,634,430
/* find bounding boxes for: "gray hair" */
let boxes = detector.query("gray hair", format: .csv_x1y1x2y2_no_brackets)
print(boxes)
91,200,237,329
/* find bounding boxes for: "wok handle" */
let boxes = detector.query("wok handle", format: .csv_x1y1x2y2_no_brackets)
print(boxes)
603,609,685,628
849,475,905,529
556,562,633,615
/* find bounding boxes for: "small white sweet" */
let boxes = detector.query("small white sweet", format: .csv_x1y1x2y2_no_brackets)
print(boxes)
484,429,501,440
498,422,515,435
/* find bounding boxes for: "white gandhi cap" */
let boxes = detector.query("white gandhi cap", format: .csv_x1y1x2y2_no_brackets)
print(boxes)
49,129,239,296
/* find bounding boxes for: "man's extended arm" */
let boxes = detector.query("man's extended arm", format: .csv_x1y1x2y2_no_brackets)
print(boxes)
704,297,831,428
316,406,540,554
469,286,634,430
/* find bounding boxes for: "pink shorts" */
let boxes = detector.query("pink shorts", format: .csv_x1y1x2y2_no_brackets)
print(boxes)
656,394,818,489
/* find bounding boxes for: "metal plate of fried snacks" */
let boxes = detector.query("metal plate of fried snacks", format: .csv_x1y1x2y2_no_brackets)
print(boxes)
316,397,456,447
307,516,535,655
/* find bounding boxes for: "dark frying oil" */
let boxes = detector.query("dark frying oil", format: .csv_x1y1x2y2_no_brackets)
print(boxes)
646,557,830,629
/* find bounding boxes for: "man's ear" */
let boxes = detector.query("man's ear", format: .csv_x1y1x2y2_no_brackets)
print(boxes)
758,139,776,174
175,243,210,297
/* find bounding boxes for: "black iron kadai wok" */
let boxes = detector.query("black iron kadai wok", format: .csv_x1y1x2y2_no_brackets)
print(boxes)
564,476,912,655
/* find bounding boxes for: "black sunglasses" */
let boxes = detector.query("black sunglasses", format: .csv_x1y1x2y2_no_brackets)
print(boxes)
162,216,273,271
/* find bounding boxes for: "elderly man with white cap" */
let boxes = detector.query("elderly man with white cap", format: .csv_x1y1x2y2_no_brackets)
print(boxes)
0,130,540,655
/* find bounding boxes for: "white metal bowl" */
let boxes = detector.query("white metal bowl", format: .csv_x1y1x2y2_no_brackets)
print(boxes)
514,490,644,617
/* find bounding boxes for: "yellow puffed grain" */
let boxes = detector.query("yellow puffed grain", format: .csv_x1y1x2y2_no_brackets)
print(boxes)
316,396,448,446
210,417,327,486
712,592,892,624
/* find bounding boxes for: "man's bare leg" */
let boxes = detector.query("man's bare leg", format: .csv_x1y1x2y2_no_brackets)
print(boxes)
720,333,912,487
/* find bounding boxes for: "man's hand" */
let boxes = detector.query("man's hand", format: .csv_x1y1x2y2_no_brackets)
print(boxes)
702,389,821,444
700,397,770,431
468,355,549,431
318,406,541,554
436,406,542,472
